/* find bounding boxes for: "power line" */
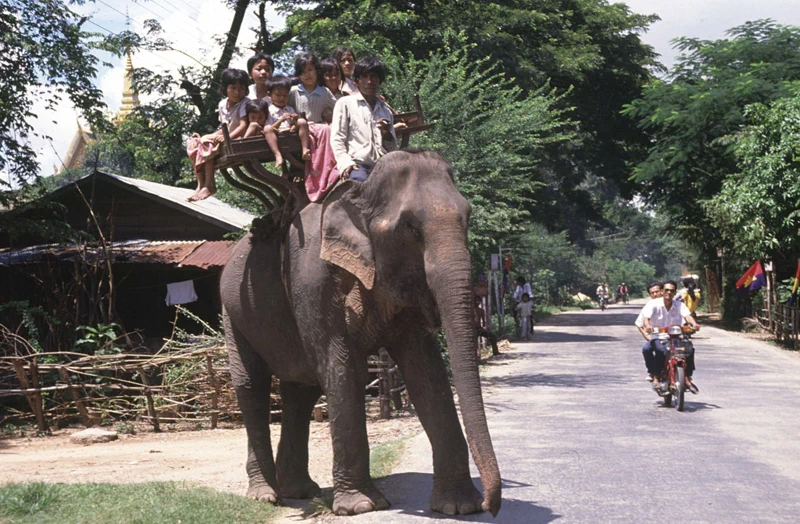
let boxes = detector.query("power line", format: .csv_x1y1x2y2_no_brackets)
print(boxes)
95,0,208,49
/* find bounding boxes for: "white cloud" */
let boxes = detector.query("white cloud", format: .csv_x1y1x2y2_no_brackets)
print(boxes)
24,0,285,181
622,0,800,68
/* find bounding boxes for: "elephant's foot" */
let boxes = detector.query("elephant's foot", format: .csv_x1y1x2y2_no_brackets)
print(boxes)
247,481,279,504
430,477,484,515
278,476,321,499
333,487,391,516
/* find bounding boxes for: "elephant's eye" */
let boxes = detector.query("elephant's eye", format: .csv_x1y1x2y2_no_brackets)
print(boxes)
405,221,421,240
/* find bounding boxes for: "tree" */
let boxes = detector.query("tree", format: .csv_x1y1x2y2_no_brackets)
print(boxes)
623,20,800,258
0,0,117,187
383,40,573,261
706,83,800,260
275,0,661,240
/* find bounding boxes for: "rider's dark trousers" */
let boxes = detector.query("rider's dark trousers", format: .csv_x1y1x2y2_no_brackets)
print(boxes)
648,340,696,378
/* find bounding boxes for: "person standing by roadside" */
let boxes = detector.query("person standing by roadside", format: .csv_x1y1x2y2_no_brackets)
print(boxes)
512,276,533,337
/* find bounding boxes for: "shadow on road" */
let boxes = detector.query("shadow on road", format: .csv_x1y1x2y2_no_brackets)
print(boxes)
531,331,618,343
484,372,608,389
683,401,723,412
373,472,560,523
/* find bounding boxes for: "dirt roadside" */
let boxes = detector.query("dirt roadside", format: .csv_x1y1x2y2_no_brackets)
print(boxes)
0,408,423,503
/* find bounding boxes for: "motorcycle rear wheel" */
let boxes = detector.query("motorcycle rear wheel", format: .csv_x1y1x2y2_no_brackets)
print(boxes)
676,366,686,411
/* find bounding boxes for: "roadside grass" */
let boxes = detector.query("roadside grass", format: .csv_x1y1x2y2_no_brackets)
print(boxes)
534,303,587,323
304,435,412,516
0,481,279,524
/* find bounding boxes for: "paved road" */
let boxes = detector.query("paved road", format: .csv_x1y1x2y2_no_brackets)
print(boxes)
350,302,800,523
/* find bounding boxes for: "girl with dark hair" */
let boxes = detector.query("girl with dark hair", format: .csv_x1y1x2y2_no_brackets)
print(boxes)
319,58,344,100
185,68,254,201
333,47,358,95
246,52,275,101
288,52,336,123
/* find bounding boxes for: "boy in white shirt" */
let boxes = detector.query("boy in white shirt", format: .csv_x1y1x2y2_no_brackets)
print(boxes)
267,76,311,162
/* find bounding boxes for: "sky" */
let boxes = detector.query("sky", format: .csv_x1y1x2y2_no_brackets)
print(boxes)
16,0,800,183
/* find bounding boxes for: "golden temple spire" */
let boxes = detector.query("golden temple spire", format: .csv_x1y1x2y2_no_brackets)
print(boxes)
118,50,140,120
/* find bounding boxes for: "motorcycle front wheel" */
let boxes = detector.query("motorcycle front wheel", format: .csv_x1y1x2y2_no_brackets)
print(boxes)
676,366,686,411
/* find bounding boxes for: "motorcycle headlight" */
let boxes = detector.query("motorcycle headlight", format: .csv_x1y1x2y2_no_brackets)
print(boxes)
668,325,683,336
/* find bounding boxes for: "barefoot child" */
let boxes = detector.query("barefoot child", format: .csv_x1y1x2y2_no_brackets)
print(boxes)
268,75,311,161
186,68,251,201
242,98,285,168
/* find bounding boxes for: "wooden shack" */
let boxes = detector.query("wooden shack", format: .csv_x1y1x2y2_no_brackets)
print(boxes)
0,171,254,352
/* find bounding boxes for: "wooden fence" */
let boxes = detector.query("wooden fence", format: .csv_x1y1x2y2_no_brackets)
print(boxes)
1,317,407,434
755,304,800,349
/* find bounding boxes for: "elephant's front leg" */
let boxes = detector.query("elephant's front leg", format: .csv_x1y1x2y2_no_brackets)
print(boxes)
387,323,484,515
322,337,391,515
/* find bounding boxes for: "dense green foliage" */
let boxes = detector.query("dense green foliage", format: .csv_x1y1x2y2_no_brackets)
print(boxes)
383,40,573,260
624,20,800,258
0,482,279,523
707,83,800,259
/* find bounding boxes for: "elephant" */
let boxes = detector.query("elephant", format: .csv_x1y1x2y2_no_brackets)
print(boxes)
220,149,501,517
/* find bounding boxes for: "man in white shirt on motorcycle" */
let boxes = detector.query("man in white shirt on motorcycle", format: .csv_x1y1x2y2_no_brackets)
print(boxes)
595,282,609,306
642,279,701,392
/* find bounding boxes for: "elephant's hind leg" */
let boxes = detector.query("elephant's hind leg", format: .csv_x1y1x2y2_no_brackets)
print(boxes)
276,382,323,498
225,313,279,503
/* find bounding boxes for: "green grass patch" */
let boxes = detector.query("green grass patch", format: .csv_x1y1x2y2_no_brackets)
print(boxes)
370,437,410,479
0,481,279,524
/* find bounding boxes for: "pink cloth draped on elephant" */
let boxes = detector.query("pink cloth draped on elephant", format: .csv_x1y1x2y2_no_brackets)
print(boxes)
305,123,340,202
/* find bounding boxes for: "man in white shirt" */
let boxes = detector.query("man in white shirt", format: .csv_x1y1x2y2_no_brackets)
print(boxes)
330,57,396,182
642,279,700,391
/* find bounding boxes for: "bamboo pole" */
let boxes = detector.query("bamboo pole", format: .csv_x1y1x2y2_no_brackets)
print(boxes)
378,348,391,419
29,359,49,434
58,367,93,427
12,360,35,412
206,355,219,429
138,366,160,432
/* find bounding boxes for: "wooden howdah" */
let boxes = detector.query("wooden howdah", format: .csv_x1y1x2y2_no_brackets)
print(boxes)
215,95,430,232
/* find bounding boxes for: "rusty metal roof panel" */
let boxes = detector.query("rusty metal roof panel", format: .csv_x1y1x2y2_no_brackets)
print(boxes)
116,241,204,265
0,240,205,267
179,240,237,269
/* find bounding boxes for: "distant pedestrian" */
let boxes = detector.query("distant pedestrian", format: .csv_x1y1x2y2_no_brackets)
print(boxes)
516,293,533,341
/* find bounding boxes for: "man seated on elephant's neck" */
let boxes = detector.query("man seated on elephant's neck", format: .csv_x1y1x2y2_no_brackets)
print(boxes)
330,56,396,183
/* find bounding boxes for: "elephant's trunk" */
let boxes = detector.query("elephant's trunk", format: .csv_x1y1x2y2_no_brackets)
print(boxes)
425,235,501,517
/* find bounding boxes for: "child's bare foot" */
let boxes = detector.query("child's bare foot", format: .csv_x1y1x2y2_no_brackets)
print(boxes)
274,154,284,169
192,187,215,201
302,149,312,161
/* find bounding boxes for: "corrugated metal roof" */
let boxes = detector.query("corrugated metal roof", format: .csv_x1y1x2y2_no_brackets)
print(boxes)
99,171,255,231
0,240,217,267
179,240,237,269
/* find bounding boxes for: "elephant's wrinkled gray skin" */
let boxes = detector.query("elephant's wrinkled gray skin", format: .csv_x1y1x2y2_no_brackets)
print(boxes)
220,150,501,517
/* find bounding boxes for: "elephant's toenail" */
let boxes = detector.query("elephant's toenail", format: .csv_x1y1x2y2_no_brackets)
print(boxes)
354,501,374,514
441,503,457,515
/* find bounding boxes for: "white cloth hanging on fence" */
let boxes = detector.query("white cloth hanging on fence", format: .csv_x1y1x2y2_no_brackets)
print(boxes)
165,280,198,306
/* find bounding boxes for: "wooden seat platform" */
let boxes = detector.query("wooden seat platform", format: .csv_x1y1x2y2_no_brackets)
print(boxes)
216,95,430,236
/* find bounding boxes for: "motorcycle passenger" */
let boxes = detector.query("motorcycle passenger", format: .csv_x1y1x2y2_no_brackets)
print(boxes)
678,277,702,320
642,279,701,393
635,281,663,381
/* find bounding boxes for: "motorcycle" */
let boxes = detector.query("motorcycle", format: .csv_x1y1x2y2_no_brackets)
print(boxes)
598,296,606,311
651,325,695,411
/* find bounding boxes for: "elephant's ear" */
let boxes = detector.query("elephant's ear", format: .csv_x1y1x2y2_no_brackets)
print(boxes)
319,182,375,290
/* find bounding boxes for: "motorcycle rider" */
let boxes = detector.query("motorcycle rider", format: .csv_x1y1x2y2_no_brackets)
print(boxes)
617,282,629,304
642,279,701,393
595,282,610,307
635,281,663,381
